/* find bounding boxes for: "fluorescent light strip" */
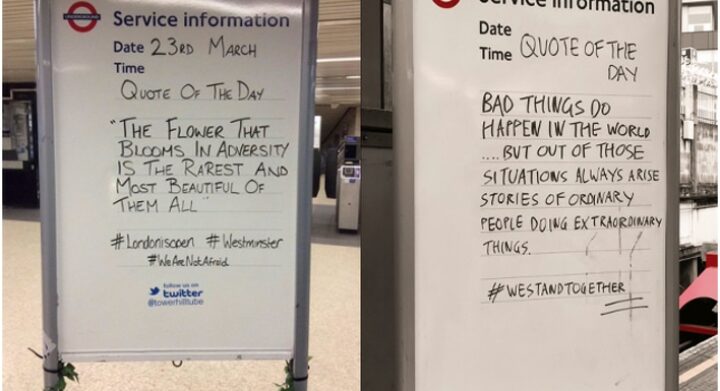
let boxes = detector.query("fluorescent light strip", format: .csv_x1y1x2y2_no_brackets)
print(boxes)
317,57,361,63
316,76,361,80
316,87,361,91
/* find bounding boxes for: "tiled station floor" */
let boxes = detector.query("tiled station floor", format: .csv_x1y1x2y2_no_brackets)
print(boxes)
3,194,359,391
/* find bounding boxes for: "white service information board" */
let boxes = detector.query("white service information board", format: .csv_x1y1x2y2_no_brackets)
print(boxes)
414,1,668,389
52,0,304,361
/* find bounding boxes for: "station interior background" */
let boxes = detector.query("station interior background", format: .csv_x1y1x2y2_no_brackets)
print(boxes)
3,0,360,390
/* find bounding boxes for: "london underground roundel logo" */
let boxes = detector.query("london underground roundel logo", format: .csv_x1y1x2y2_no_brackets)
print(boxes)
433,0,460,8
63,1,101,33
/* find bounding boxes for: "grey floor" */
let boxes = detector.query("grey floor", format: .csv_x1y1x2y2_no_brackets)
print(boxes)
3,194,359,391
680,336,718,391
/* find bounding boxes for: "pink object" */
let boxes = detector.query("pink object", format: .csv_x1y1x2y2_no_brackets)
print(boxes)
679,252,718,310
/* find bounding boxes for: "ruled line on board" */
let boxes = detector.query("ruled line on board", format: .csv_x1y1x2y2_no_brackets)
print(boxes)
113,211,283,214
479,227,658,234
228,264,284,267
477,138,654,142
114,98,286,102
481,291,652,305
114,192,285,195
480,270,652,280
533,248,651,255
118,228,284,231
117,264,284,268
481,204,652,210
481,182,654,187
480,114,652,120
117,247,276,250
483,90,652,98
199,210,283,213
114,175,257,178
111,137,289,140
478,161,655,164
131,117,286,121
478,248,650,257
115,157,287,160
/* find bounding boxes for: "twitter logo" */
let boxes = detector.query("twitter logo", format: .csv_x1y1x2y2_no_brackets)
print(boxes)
149,287,160,296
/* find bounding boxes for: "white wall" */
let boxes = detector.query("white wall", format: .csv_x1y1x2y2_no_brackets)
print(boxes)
680,202,718,245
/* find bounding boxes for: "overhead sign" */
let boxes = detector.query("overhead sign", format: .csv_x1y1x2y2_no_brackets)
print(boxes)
407,0,676,389
48,0,308,361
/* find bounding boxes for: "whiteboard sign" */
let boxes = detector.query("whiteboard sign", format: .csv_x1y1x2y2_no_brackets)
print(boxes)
49,0,307,361
411,1,673,389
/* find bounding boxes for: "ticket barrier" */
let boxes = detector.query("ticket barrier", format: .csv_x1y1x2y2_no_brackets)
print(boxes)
336,164,360,231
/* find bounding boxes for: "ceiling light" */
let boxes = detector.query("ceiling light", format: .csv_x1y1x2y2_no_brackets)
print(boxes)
317,57,361,63
316,87,361,91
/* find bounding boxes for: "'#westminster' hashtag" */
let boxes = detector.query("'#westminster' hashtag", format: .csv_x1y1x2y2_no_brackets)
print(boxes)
206,234,220,249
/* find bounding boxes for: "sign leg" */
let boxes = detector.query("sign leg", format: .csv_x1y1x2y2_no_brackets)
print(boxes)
293,0,319,390
36,0,60,389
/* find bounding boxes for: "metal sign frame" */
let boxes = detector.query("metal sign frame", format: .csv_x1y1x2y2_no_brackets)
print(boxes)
392,1,680,390
36,0,317,389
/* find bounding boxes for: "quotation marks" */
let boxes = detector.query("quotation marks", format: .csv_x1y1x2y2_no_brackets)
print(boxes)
206,233,220,249
433,0,460,9
487,282,505,303
147,254,158,266
110,233,124,249
110,120,116,125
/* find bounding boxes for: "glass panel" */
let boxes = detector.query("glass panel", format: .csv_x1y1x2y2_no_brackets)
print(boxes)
680,137,692,184
697,91,717,122
697,49,719,73
682,5,715,32
696,126,718,184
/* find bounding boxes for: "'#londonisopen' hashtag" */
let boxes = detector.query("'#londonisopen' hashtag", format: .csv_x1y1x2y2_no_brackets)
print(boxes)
110,233,124,250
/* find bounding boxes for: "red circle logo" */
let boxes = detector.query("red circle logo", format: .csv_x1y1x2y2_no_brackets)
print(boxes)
63,1,101,33
433,0,461,8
